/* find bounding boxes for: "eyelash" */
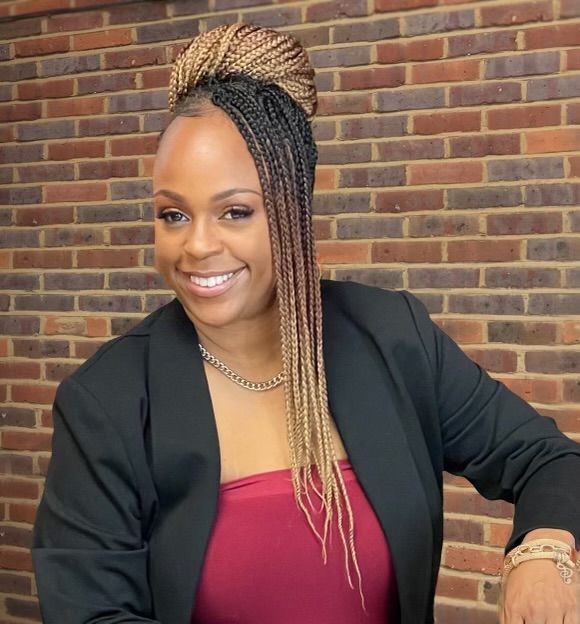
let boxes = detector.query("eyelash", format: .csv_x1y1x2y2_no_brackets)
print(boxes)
156,207,254,224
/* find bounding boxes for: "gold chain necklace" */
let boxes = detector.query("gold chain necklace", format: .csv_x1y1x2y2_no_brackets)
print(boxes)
198,343,285,392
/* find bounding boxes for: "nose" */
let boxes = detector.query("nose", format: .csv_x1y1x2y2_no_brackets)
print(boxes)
182,218,224,259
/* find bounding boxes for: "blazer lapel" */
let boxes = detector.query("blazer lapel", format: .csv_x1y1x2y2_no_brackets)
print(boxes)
147,298,221,624
322,292,434,624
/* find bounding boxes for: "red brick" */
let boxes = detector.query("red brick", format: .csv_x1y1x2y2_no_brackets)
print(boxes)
372,240,442,263
0,549,33,572
0,478,38,500
314,168,336,191
18,78,73,100
110,136,158,156
449,133,520,158
562,321,580,345
487,104,561,130
437,319,484,344
567,48,580,70
339,66,405,91
464,348,517,373
44,316,86,336
540,408,580,434
488,523,513,547
376,0,436,10
11,384,56,405
413,111,480,134
14,35,69,58
73,28,132,51
377,39,444,64
526,128,580,154
46,9,104,33
411,59,480,84
44,182,107,203
46,96,105,118
500,377,560,403
13,250,72,269
317,93,371,115
316,241,368,264
408,161,483,185
569,103,580,125
13,0,66,15
48,140,105,160
436,573,479,600
0,361,40,380
445,488,513,518
86,318,108,337
2,431,52,452
448,240,521,262
525,23,580,49
481,0,553,26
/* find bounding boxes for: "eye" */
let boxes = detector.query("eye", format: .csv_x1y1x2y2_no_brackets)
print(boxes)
156,209,188,224
222,207,254,220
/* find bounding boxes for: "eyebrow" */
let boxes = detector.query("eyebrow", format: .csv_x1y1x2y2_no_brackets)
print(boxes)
153,188,262,203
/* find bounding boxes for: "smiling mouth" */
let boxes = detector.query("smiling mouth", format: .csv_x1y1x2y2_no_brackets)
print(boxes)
180,267,245,289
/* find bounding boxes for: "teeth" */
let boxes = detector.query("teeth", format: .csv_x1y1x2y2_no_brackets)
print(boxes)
189,271,235,288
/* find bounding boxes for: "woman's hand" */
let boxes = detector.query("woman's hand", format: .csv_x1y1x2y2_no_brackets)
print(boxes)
500,528,579,624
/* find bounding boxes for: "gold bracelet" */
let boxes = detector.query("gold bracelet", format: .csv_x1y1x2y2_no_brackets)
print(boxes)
502,539,580,585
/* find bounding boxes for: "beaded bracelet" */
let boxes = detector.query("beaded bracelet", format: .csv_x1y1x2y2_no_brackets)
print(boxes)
502,539,580,585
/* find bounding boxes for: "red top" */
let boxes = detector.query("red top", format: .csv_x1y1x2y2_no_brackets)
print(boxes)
191,458,400,623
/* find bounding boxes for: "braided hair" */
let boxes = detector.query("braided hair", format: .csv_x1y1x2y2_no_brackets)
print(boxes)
160,23,366,610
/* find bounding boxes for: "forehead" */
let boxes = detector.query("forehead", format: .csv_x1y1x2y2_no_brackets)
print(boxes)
153,111,261,192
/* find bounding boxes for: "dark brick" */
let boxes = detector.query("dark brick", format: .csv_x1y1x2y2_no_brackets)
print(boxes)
17,163,75,183
15,206,74,226
312,119,336,141
413,293,443,314
449,30,518,57
77,73,136,96
488,213,562,236
377,138,443,162
409,268,479,288
40,54,100,77
485,267,560,288
144,247,155,266
405,10,474,36
77,203,142,223
333,17,399,43
333,268,403,289
0,525,32,548
488,321,557,345
0,571,31,595
44,227,104,247
528,294,580,315
110,225,154,245
242,6,302,27
526,183,580,206
79,295,142,313
0,144,43,165
527,75,580,101
486,51,559,79
528,238,580,261
526,351,579,374
110,180,153,200
213,0,266,8
340,115,406,140
78,159,139,180
0,186,41,205
109,271,166,290
136,18,200,44
18,120,75,142
46,362,79,383
0,316,40,335
291,26,330,48
566,268,580,287
13,339,70,358
408,214,479,237
108,0,168,24
14,295,74,312
105,47,166,70
0,230,39,248
450,82,521,107
108,91,166,114
0,407,35,428
312,192,370,215
449,134,520,158
0,273,39,290
306,0,368,22
339,166,405,188
0,209,12,225
448,187,522,209
0,17,42,40
2,61,37,82
448,295,525,315
376,189,443,213
0,167,13,184
488,157,564,181
318,143,371,165
337,216,402,239
143,111,173,133
44,272,104,290
172,0,210,14
310,45,371,69
375,87,445,112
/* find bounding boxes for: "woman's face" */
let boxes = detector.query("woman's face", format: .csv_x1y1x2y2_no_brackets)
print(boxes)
153,107,276,329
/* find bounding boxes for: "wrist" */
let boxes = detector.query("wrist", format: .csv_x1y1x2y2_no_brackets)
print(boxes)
522,528,576,550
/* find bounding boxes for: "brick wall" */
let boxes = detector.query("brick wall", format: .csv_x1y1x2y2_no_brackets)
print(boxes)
1,0,579,621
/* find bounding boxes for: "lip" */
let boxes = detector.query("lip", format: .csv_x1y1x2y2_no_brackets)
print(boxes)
179,266,246,299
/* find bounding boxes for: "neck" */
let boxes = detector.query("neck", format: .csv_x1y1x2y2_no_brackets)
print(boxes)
190,302,283,378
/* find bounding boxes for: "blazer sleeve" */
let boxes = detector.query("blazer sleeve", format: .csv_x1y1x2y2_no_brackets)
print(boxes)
399,289,580,554
32,375,160,623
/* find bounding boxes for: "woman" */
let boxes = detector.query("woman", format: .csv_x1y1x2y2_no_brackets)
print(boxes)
32,23,580,624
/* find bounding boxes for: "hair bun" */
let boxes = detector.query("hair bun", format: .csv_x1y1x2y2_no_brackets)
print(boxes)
168,22,317,118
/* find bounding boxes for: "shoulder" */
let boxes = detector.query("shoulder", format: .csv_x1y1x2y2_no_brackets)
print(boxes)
320,278,430,329
64,298,176,397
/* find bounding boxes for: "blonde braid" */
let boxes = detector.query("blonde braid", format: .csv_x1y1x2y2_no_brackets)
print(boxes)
165,23,366,612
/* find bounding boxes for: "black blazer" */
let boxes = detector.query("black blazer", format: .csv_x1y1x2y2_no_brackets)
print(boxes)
32,279,580,624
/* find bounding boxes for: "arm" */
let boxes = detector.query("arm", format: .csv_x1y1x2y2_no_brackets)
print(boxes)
32,376,160,623
399,290,580,554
